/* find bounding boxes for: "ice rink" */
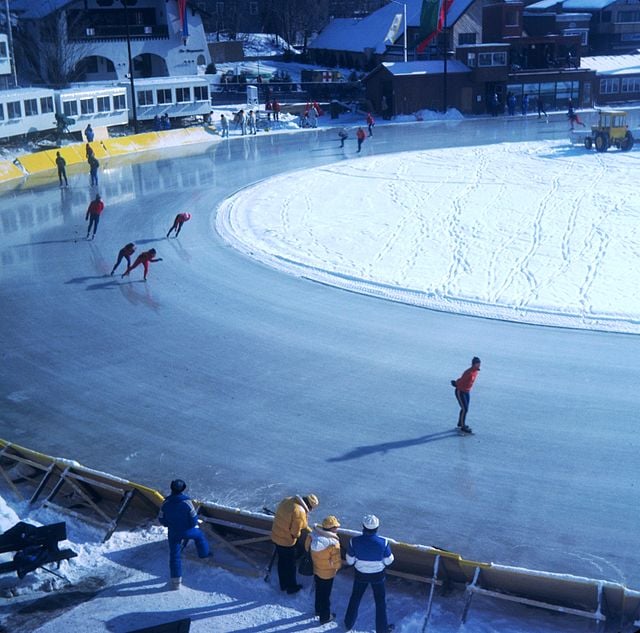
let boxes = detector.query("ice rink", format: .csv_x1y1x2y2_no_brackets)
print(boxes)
1,115,639,589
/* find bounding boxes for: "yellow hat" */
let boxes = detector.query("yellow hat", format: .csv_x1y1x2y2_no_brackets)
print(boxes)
321,515,340,529
304,494,319,509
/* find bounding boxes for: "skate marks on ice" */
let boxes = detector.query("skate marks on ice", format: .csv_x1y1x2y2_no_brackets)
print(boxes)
216,140,640,333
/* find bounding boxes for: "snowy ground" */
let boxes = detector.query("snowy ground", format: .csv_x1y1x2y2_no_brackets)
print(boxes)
217,139,640,333
0,495,597,633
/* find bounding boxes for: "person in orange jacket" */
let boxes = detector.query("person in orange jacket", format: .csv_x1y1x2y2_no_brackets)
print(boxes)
122,248,162,281
85,194,104,239
451,356,481,433
110,242,136,276
366,112,375,136
356,127,366,153
305,515,342,625
271,494,319,594
166,212,191,238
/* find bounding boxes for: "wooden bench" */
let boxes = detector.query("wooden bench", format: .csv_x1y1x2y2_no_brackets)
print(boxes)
0,521,77,579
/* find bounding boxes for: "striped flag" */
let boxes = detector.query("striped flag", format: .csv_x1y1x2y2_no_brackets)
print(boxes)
416,0,453,53
385,13,404,45
177,0,189,39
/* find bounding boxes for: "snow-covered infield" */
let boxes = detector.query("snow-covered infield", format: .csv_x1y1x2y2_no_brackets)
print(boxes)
217,139,639,334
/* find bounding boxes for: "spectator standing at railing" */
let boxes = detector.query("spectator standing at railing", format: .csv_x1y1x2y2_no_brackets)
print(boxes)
248,110,257,134
344,514,394,633
158,479,211,590
84,124,94,142
273,99,281,122
220,113,229,137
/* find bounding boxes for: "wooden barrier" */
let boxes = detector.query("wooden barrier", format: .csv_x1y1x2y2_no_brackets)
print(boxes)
1,438,640,631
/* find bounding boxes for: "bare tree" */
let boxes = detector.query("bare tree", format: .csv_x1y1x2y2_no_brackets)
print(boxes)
13,4,90,87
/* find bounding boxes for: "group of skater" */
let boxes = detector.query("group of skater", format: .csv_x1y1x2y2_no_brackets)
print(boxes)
158,483,396,633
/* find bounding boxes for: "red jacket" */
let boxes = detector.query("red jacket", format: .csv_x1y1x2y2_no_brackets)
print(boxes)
86,199,104,217
357,128,366,141
455,368,479,392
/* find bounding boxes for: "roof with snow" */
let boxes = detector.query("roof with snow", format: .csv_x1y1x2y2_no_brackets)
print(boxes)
310,0,474,54
558,0,615,9
581,53,640,75
524,0,560,8
381,60,470,75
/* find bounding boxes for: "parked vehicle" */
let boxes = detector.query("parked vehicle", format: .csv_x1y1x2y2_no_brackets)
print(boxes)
584,110,634,152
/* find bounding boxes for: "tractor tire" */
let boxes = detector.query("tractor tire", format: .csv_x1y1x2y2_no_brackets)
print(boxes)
584,137,593,150
595,132,608,152
620,131,634,151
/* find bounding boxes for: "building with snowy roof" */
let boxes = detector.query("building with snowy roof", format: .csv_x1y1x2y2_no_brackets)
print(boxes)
9,0,211,85
525,0,640,53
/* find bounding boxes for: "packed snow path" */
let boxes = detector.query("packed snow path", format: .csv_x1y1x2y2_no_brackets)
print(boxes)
1,117,639,589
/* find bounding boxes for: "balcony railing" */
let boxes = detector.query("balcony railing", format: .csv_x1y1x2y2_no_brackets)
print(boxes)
68,24,169,40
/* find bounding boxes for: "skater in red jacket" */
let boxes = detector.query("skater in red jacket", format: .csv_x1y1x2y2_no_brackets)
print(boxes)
85,194,104,239
122,248,162,281
110,242,136,275
166,212,191,238
451,357,481,433
366,112,375,136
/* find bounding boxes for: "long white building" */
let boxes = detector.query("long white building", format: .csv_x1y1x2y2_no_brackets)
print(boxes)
10,0,212,82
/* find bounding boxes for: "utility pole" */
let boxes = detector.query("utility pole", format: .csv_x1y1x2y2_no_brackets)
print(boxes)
4,0,17,87
122,0,138,133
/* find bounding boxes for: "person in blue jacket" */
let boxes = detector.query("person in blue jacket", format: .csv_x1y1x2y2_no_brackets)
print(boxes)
158,479,211,589
344,514,395,633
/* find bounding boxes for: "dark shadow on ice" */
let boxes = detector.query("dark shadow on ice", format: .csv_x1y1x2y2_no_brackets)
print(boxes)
327,430,460,462
107,601,303,633
65,274,110,284
85,279,124,290
135,237,165,245
16,238,81,247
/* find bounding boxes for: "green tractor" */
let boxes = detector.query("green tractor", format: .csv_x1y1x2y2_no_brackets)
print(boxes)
584,110,634,152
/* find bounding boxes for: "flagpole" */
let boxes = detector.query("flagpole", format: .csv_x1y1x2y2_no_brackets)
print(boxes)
403,2,407,63
443,7,447,113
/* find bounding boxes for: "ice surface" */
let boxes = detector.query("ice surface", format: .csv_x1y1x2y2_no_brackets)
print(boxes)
1,114,639,599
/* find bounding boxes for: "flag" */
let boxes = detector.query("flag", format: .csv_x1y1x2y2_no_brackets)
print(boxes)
384,13,403,45
177,0,189,39
416,0,453,53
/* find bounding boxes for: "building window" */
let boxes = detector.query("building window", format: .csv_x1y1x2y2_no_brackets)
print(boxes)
505,10,519,26
137,90,154,106
194,85,208,101
7,101,21,118
478,52,507,67
617,10,640,22
0,41,7,57
622,77,640,92
600,78,619,94
24,99,38,116
563,28,588,46
63,101,78,116
466,52,476,67
249,1,258,15
458,33,476,45
113,93,126,109
80,98,95,114
157,88,172,104
176,87,191,102
97,96,111,112
0,103,4,120
40,96,54,113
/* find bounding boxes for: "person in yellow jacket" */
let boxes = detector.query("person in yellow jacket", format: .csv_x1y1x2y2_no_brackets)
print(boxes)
305,515,342,624
271,494,319,594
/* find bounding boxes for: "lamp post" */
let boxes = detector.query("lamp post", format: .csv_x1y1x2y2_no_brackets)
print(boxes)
122,0,138,133
4,0,17,87
389,0,408,63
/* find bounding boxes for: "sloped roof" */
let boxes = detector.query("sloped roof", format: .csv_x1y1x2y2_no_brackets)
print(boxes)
561,0,615,9
310,0,475,54
581,53,640,75
9,0,74,19
382,60,470,75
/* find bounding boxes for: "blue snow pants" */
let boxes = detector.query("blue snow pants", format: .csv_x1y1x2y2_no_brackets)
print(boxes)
344,570,389,633
168,527,210,578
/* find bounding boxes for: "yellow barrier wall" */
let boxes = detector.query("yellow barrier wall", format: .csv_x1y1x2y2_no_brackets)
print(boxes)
17,152,57,173
0,160,25,183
